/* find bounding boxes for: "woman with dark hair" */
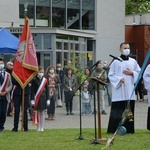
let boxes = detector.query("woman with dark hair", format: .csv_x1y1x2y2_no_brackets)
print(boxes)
63,68,76,115
81,68,90,82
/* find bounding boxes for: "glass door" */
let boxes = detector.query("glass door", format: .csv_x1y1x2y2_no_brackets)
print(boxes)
37,51,52,71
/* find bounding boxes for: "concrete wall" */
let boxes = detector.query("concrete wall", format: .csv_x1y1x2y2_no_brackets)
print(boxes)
0,0,19,28
125,12,150,25
95,0,125,64
0,0,126,66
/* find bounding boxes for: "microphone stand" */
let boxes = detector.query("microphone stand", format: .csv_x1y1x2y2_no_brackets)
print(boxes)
75,61,100,140
90,57,120,144
77,84,84,140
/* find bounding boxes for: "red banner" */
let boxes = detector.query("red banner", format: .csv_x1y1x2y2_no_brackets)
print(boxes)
12,16,38,89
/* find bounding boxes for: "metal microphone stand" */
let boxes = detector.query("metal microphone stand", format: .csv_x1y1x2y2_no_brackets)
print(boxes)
77,84,84,140
76,61,101,140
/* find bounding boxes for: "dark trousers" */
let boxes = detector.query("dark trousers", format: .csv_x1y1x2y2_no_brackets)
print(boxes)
47,96,55,115
64,91,74,113
13,95,29,130
0,97,8,129
7,102,11,116
107,100,135,134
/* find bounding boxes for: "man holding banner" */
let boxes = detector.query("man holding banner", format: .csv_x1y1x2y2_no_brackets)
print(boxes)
107,42,141,134
12,16,38,132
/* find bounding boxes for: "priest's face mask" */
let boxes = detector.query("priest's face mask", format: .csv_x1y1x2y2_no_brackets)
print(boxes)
120,44,130,56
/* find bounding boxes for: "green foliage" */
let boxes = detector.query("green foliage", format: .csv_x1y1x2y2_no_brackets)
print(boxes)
125,0,137,15
0,129,150,150
138,0,150,12
64,50,87,84
126,0,150,15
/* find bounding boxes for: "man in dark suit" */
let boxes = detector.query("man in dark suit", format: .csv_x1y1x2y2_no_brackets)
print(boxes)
11,78,31,132
0,58,12,132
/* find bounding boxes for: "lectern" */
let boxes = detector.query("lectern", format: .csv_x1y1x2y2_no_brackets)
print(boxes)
89,77,107,143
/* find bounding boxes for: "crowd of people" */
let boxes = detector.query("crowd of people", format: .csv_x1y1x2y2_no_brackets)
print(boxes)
0,58,111,132
0,42,150,133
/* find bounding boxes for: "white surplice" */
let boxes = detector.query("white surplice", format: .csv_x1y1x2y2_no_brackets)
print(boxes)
108,57,141,102
143,64,150,107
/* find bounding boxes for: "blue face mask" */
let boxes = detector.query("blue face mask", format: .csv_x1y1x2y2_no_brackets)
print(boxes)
0,64,4,70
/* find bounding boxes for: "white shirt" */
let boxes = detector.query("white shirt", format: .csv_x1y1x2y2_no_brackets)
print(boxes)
143,64,150,107
108,57,141,102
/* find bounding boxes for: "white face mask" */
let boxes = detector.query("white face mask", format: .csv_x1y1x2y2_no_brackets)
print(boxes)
50,70,54,74
38,72,44,78
103,64,107,67
123,49,130,56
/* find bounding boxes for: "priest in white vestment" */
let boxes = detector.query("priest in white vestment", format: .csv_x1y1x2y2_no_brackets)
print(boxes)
143,64,150,130
107,42,141,133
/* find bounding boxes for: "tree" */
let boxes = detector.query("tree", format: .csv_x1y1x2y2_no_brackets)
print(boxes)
125,0,150,15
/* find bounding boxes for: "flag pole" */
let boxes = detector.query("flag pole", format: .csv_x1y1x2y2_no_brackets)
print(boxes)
21,2,28,131
21,88,25,131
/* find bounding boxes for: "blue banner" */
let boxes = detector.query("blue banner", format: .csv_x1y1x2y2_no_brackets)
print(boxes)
129,49,150,100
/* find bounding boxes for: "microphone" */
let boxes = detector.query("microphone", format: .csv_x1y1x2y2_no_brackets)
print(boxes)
91,60,101,68
109,54,122,62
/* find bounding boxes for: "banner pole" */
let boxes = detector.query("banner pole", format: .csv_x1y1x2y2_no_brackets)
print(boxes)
21,88,25,131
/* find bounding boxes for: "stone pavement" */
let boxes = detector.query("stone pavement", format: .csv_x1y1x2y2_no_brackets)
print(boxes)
5,96,148,131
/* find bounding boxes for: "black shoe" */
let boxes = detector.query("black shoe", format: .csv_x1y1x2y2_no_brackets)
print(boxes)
0,127,4,132
66,112,69,115
70,112,74,115
24,129,28,132
101,110,107,115
12,128,18,132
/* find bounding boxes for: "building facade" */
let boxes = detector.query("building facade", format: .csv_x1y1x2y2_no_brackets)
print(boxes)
125,12,150,66
0,0,125,69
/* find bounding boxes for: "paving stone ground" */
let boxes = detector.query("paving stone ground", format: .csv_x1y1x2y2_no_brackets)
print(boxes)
4,95,148,131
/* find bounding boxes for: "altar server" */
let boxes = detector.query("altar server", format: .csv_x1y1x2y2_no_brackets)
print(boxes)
143,64,150,130
107,42,141,133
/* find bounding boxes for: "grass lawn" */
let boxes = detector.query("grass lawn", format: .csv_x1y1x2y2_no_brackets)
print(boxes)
0,128,149,150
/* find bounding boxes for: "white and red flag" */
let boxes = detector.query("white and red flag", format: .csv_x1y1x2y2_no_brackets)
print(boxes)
12,16,38,88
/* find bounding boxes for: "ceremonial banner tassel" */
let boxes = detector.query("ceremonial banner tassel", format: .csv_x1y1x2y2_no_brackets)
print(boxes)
32,110,39,125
